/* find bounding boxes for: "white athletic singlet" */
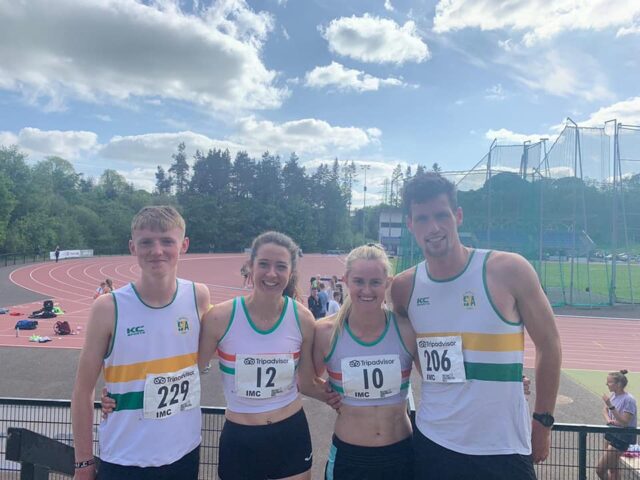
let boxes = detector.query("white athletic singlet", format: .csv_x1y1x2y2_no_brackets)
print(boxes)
99,279,202,466
324,310,413,406
217,296,302,413
408,249,531,455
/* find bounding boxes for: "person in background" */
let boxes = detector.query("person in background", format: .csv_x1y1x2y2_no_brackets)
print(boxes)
597,369,637,480
55,245,60,263
318,283,329,313
93,282,106,300
308,287,324,320
103,279,114,294
327,291,341,316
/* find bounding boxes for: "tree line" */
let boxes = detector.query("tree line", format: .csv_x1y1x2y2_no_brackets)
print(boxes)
1,141,637,258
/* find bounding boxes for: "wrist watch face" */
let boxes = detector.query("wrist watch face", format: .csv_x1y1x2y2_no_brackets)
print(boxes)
534,412,554,427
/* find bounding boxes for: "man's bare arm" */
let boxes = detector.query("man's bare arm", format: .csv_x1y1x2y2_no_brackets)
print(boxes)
71,295,115,478
508,254,562,462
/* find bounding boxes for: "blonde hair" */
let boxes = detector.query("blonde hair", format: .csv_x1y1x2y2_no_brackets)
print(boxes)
330,244,391,346
609,369,630,388
131,206,185,236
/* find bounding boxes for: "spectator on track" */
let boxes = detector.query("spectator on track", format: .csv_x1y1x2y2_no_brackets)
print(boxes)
597,369,637,480
93,282,106,299
327,291,341,316
54,245,60,263
318,282,329,313
308,287,324,319
103,279,113,294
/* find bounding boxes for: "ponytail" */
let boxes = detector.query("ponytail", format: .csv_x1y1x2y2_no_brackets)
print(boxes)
329,294,352,348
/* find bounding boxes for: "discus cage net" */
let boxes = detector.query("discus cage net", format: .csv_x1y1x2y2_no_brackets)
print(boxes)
397,119,640,307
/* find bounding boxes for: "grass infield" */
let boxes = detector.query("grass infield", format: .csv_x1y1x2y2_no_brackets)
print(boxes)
563,369,640,400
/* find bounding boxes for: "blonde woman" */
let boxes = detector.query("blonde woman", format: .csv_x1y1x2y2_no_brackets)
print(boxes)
313,244,416,479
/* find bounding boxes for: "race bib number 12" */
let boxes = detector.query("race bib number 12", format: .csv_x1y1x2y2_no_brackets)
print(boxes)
143,365,201,419
416,335,466,383
235,353,296,399
341,355,402,399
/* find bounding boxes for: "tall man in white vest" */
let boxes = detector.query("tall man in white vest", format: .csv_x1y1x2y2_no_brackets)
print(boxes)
391,173,561,479
72,206,210,480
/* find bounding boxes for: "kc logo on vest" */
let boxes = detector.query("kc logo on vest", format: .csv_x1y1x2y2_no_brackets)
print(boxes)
416,297,430,306
126,325,145,336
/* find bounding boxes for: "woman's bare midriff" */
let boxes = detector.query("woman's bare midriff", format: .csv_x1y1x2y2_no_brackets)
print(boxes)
225,396,304,426
334,402,412,447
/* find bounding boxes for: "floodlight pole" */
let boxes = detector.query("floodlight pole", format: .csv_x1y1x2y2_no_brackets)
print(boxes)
361,164,371,242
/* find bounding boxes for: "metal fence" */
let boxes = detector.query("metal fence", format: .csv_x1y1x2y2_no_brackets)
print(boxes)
0,398,224,479
1,398,639,479
0,254,49,269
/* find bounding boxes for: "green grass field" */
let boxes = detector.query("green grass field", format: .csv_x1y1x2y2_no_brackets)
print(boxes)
564,369,640,400
534,261,640,305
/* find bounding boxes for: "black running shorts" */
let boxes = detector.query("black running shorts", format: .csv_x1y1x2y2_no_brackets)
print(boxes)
325,434,413,480
413,428,536,480
218,408,313,480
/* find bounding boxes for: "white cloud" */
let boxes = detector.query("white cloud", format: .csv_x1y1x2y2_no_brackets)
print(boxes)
0,0,286,112
384,0,395,12
100,131,245,166
116,166,157,192
580,97,640,127
485,128,545,144
485,83,505,101
617,23,640,37
233,117,381,155
433,0,640,46
0,132,19,147
322,14,430,65
95,114,112,122
8,128,99,159
304,62,406,92
505,50,612,101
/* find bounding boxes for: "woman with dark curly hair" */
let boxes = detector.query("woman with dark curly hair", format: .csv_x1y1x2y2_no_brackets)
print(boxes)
597,369,637,480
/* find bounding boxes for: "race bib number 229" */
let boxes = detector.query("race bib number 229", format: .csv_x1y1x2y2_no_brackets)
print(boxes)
143,365,201,419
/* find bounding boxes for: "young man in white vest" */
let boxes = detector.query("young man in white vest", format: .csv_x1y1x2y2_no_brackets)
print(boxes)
72,206,210,480
391,173,561,479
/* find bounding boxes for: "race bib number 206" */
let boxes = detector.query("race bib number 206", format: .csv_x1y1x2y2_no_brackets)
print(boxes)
416,335,466,383
143,365,201,419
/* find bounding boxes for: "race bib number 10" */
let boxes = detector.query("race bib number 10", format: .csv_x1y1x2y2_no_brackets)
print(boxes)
143,365,201,419
416,335,466,383
235,354,296,399
341,355,402,399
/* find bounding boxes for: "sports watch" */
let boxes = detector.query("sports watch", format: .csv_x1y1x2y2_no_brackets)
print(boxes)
533,412,555,427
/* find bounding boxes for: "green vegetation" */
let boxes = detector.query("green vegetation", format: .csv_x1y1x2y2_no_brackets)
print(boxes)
0,144,370,254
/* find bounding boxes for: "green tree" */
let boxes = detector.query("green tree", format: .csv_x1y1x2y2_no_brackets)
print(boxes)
169,142,190,195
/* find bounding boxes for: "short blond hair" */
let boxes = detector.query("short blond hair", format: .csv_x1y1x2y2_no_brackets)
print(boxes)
131,206,185,236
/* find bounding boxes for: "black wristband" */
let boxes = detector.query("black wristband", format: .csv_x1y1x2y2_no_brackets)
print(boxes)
74,458,96,469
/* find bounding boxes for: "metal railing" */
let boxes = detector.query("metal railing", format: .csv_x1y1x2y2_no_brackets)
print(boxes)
0,398,224,479
0,254,49,268
1,397,639,479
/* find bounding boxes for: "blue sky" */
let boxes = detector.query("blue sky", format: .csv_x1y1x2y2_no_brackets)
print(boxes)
1,0,640,204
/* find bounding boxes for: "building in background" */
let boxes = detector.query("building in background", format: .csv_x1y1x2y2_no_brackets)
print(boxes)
379,209,403,255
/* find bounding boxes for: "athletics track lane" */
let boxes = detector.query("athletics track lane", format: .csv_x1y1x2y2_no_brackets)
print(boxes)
1,255,638,373
0,254,348,349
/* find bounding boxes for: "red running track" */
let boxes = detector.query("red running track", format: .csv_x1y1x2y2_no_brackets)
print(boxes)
1,254,347,350
2,255,639,372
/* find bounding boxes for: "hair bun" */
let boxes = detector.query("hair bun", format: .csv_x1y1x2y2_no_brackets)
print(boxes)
620,369,628,375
